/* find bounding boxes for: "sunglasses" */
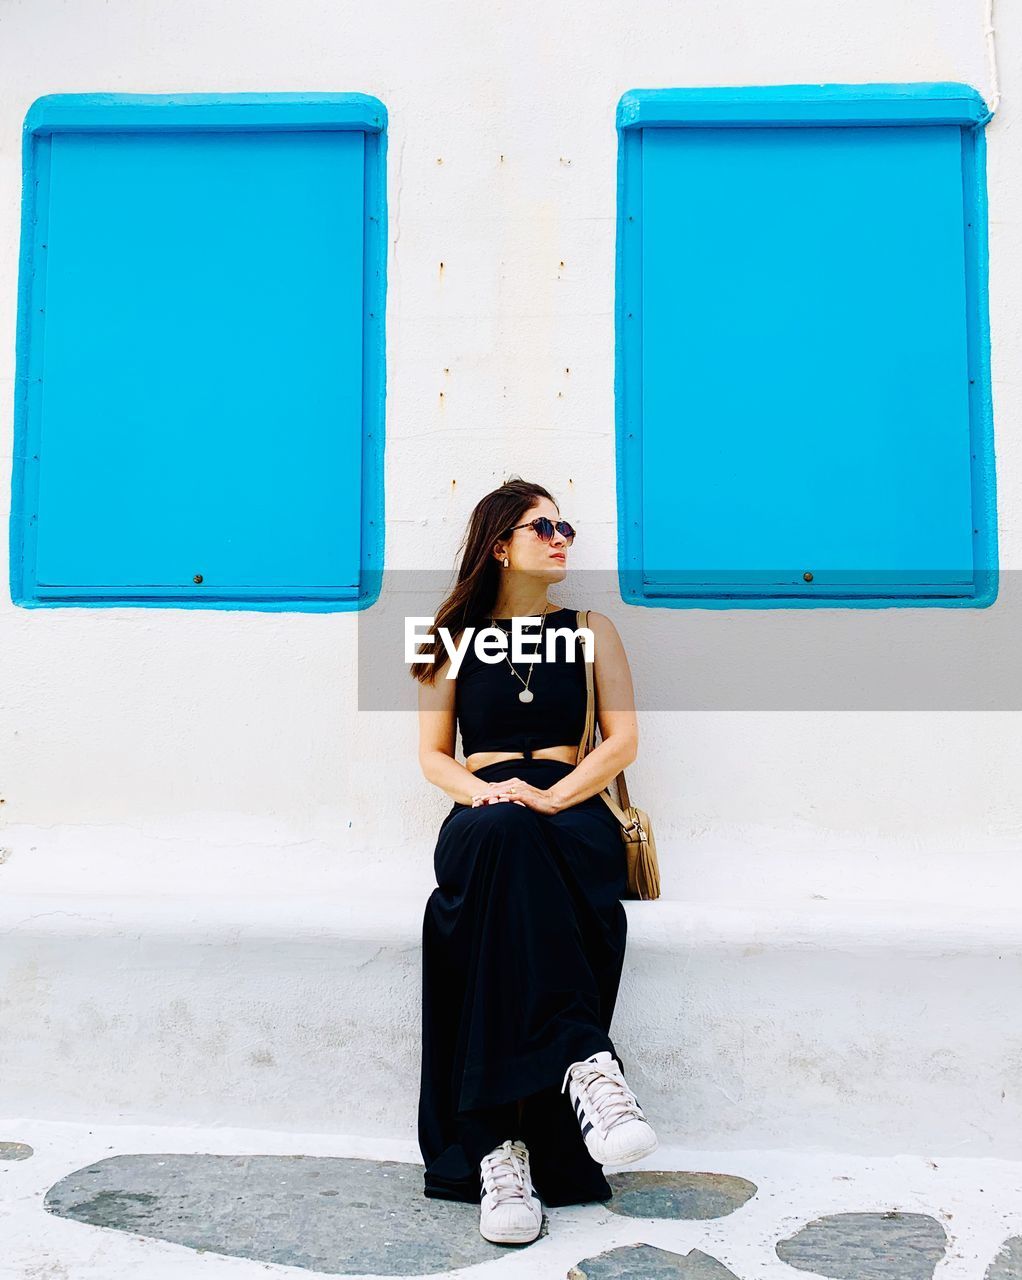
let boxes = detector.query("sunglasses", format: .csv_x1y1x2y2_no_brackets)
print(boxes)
506,517,576,545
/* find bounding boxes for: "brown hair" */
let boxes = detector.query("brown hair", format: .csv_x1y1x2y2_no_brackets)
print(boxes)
409,476,558,684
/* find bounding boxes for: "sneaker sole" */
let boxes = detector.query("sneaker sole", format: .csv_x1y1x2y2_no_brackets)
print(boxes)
586,1132,659,1166
479,1220,542,1245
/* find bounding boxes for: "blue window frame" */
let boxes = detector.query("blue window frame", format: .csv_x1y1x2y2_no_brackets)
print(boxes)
10,92,386,610
615,83,997,608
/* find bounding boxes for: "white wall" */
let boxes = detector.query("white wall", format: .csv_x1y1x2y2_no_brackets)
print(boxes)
0,0,1018,909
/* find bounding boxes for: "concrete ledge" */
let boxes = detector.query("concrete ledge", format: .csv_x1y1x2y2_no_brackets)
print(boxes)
4,884,1022,948
2,877,1020,1159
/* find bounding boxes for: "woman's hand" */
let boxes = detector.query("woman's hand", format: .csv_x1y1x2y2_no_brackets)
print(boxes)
475,778,561,815
471,780,524,807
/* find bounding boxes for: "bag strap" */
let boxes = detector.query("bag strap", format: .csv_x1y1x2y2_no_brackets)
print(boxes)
575,609,637,830
575,609,596,767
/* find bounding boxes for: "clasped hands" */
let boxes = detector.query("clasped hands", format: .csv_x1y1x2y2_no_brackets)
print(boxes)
470,778,560,815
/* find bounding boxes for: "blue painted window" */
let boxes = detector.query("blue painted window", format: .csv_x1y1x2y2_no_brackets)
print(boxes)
11,93,386,610
615,84,997,607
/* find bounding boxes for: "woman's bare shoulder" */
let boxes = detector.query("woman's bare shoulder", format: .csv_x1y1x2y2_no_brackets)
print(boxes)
582,610,621,637
436,625,470,680
417,625,467,699
583,611,630,661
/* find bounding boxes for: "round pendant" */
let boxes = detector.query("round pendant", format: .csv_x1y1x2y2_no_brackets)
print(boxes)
519,689,534,703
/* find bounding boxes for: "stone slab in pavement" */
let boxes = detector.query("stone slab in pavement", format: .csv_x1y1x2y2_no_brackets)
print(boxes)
2,1119,1020,1279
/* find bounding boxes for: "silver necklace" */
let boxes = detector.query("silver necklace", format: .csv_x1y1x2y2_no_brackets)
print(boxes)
489,604,553,703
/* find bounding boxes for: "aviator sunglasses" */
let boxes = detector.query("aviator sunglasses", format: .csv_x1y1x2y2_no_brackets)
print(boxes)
505,516,576,544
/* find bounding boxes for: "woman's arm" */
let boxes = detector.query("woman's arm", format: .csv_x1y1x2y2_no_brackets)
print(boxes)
546,611,638,809
417,638,506,807
486,611,639,813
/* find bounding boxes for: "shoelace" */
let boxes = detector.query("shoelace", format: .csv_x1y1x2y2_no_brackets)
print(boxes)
560,1058,643,1135
480,1138,531,1206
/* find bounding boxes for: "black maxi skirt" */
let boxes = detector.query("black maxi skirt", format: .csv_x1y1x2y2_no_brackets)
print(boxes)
417,756,630,1208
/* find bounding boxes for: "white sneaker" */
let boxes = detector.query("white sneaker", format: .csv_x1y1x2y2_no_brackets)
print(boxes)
560,1049,658,1166
478,1138,543,1245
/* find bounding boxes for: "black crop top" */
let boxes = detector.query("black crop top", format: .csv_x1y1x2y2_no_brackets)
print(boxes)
455,606,589,758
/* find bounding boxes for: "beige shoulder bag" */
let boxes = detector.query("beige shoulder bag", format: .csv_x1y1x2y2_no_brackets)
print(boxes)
574,609,661,901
